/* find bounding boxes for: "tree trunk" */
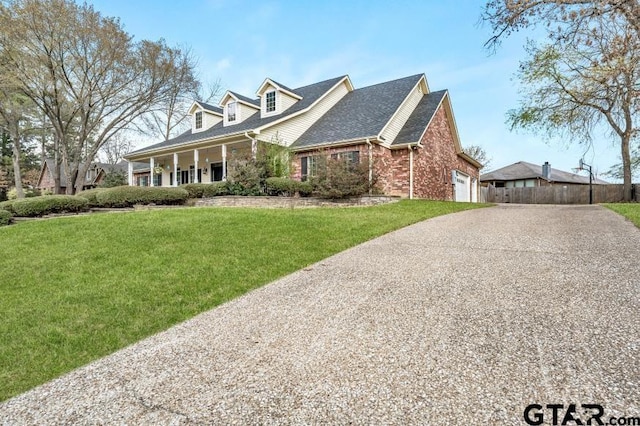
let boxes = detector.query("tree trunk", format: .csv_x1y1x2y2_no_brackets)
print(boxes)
621,134,632,202
53,135,61,194
11,138,24,198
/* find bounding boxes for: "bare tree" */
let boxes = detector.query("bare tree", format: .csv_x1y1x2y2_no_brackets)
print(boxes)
483,0,640,49
140,48,222,141
507,14,639,200
463,145,492,170
99,134,133,166
0,0,199,194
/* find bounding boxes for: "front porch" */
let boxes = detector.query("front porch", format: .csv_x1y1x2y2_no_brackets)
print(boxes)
127,139,254,187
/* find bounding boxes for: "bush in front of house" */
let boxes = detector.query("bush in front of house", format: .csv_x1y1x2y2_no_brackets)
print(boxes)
7,187,41,200
0,209,11,226
94,186,189,208
182,183,211,198
10,195,89,217
0,199,15,214
76,188,109,207
311,156,372,199
226,156,264,196
265,177,296,196
202,182,230,197
296,181,313,197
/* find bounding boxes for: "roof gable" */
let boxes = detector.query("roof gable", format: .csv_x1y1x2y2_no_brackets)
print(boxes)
256,78,302,99
291,74,424,149
188,101,223,116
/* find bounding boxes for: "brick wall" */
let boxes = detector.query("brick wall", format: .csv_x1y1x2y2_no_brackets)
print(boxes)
291,104,479,200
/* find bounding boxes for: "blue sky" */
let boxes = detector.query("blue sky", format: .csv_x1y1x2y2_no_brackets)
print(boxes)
88,0,620,178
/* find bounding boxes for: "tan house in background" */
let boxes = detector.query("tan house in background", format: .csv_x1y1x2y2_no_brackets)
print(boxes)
124,73,481,202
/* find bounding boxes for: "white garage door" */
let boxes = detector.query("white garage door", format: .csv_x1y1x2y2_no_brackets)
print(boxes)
454,171,470,202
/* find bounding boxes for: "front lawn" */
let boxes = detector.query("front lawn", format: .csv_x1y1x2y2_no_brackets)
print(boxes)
0,200,488,401
603,203,640,228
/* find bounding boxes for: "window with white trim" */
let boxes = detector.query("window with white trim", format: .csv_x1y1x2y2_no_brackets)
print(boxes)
266,91,276,113
195,111,202,129
227,102,237,122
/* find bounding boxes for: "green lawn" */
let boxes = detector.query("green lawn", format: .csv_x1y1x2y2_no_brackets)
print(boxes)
0,200,488,401
603,203,640,228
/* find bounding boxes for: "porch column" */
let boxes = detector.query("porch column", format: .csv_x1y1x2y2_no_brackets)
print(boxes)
222,144,227,181
149,157,155,187
173,153,179,187
193,149,199,183
127,160,133,186
251,138,257,159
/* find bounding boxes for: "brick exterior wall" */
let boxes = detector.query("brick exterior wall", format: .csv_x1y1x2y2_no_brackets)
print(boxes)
292,103,479,200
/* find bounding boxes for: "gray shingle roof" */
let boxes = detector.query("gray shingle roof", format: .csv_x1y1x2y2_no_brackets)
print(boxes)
229,91,260,107
197,101,223,114
480,161,609,184
128,75,347,156
291,74,423,149
268,79,300,97
393,90,447,145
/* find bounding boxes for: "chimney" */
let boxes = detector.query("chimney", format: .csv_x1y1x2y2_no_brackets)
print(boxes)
542,162,551,180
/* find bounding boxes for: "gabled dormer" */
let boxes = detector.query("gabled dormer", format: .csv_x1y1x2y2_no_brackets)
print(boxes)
188,101,223,133
219,91,260,126
256,78,303,119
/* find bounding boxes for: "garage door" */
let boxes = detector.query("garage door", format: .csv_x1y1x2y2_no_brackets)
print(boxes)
454,171,470,202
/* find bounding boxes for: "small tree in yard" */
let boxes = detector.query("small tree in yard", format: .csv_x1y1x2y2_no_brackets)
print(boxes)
311,154,373,199
99,168,128,188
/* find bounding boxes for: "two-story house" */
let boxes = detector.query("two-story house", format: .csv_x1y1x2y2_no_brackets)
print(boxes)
124,73,481,201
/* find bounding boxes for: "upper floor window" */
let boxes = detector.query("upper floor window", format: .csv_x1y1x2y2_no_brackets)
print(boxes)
195,111,202,129
227,102,237,122
266,91,276,113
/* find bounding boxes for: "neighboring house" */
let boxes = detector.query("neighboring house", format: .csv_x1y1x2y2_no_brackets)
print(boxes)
480,161,609,188
37,159,131,193
124,73,482,201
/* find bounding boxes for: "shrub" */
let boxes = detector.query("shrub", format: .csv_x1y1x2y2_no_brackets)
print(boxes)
0,200,15,214
76,188,109,207
7,187,40,200
311,157,371,199
296,181,314,197
182,183,211,198
226,156,264,196
265,177,296,196
0,209,11,226
202,182,230,197
10,195,89,217
99,170,128,188
94,186,189,208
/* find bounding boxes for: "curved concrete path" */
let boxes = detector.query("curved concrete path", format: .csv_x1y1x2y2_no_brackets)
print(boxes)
1,204,639,425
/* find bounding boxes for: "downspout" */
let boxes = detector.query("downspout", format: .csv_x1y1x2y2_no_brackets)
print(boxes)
245,131,256,159
366,138,373,195
409,145,414,200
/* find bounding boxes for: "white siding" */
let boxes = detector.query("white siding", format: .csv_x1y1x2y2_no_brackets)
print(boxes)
223,101,258,126
380,85,423,144
259,82,350,146
280,92,298,112
203,111,222,129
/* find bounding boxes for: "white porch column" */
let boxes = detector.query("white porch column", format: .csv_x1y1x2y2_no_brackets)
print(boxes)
222,144,227,181
193,149,199,183
251,138,257,159
149,157,155,187
127,161,133,186
173,153,179,187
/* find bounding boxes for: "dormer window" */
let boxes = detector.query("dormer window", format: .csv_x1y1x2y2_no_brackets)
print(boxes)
227,102,237,122
195,111,202,129
266,91,276,113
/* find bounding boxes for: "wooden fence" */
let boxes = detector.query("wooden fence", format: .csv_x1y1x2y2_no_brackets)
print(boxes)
481,184,640,204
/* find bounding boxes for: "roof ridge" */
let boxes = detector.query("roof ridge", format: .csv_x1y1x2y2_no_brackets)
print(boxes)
353,73,423,91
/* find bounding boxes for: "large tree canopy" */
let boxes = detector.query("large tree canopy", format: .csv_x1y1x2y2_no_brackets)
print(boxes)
484,0,639,200
0,0,200,194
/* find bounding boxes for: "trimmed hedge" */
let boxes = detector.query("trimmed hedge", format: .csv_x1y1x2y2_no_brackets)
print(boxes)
76,188,109,207
0,200,15,214
203,182,230,197
10,195,89,217
297,181,313,197
265,177,296,196
0,209,11,226
94,186,189,208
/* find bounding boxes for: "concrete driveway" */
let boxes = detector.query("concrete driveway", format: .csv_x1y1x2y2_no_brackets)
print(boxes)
1,204,639,425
